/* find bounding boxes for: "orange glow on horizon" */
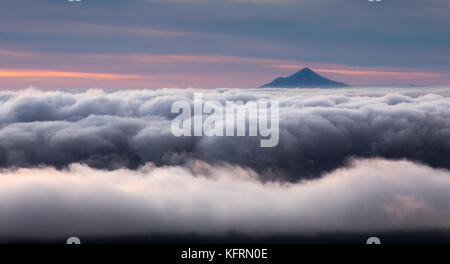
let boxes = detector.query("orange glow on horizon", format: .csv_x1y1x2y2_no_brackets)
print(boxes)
0,69,143,80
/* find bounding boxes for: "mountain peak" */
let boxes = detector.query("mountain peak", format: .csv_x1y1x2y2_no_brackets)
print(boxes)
298,67,312,72
260,67,349,88
291,67,316,77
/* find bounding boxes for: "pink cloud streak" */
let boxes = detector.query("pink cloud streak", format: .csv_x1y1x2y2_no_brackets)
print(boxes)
1,49,449,88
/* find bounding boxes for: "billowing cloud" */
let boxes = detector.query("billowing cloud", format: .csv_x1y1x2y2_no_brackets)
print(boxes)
0,88,450,181
1,158,450,241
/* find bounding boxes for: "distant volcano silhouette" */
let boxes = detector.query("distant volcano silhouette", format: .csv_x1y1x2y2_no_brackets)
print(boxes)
260,67,349,88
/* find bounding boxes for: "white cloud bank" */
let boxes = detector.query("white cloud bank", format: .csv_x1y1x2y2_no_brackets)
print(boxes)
0,158,450,240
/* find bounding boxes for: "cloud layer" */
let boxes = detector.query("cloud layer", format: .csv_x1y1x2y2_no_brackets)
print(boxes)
1,88,450,241
1,88,450,181
1,158,450,241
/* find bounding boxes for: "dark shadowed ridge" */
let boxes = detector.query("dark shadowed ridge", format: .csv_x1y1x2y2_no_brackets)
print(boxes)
260,67,349,88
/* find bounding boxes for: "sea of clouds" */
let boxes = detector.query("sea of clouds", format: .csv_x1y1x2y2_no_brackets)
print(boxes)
1,87,450,180
1,87,450,241
1,158,450,241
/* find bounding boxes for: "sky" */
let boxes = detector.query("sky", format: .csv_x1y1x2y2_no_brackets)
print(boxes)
1,0,450,89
